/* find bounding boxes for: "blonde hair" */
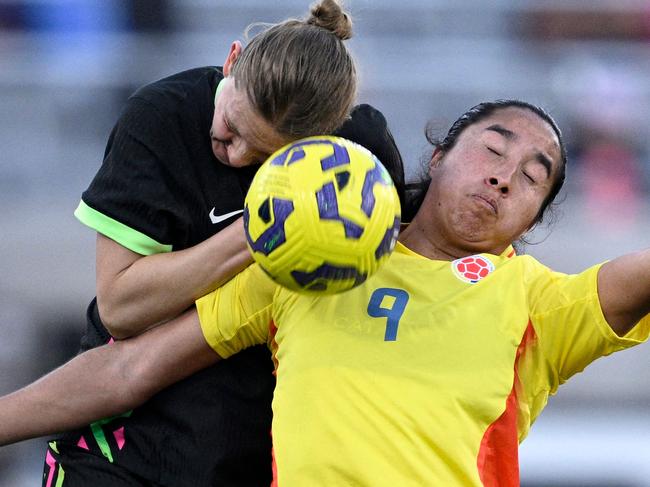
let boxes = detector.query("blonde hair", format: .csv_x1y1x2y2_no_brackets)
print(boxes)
230,0,356,137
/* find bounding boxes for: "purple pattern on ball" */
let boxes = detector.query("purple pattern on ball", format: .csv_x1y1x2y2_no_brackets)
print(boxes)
375,216,401,260
291,262,367,290
360,161,392,217
287,148,306,165
316,182,364,239
270,139,343,166
244,198,295,256
320,143,350,170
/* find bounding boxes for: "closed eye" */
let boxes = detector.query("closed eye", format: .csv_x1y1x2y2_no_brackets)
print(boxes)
523,171,536,184
224,118,235,134
223,113,240,136
487,147,501,156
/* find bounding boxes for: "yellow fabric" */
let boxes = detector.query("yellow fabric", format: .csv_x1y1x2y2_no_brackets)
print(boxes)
198,263,276,358
196,243,650,486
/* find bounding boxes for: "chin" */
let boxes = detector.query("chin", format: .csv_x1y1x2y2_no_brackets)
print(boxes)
453,228,498,254
451,214,487,241
459,238,491,252
211,146,228,165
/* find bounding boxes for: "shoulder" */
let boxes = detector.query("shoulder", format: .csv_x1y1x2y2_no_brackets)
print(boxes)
110,67,223,142
132,66,222,99
128,66,223,115
334,103,405,206
500,254,551,277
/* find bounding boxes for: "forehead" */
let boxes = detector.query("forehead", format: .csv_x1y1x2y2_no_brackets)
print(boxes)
470,107,561,168
220,79,290,153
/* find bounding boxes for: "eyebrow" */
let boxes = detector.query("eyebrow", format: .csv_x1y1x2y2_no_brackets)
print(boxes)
534,153,552,179
485,124,515,140
485,124,552,179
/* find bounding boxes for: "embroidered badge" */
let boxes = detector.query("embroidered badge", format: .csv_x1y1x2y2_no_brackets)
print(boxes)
452,255,495,283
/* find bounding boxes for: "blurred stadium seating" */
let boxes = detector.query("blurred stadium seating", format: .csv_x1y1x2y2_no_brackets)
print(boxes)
1,1,649,485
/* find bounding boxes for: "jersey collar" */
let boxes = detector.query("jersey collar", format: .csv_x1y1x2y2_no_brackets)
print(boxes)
395,241,517,260
214,78,227,106
502,245,516,259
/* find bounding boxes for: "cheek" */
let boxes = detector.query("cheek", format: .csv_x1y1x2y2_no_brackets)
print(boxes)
506,194,543,233
227,142,257,167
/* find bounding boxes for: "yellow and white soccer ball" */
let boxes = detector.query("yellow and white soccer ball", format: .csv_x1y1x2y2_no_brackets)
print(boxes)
244,136,401,294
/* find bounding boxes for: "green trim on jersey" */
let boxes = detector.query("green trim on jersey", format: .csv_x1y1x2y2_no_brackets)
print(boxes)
74,200,172,255
214,77,226,105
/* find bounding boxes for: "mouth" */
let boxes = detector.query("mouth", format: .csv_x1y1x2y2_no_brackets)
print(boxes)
211,138,230,164
472,194,498,215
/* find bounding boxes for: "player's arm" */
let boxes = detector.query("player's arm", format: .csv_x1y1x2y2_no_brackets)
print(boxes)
97,218,251,338
0,308,220,446
95,102,401,339
598,248,650,336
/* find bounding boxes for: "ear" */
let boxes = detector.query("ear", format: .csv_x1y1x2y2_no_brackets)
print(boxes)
428,147,444,175
223,41,243,77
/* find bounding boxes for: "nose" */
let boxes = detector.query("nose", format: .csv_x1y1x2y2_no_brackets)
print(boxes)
217,131,233,144
212,123,236,145
487,176,509,195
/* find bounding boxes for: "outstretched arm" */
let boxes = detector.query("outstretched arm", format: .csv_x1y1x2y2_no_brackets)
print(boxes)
0,308,220,446
598,248,650,336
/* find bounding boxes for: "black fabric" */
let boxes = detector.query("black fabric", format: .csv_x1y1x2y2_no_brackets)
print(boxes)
52,66,405,487
43,441,158,487
334,103,406,210
82,67,258,249
54,67,274,487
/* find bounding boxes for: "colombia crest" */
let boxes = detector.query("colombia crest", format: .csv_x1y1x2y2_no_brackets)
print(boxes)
452,255,495,283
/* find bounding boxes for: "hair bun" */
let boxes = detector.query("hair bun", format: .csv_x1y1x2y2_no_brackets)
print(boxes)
307,0,353,40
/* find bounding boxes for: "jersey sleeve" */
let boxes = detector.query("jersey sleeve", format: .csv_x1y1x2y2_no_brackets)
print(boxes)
528,261,650,389
196,264,278,358
74,96,185,255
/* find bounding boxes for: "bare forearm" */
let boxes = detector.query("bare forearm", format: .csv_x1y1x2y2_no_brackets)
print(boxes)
99,218,252,338
0,309,220,446
0,345,136,445
598,248,650,336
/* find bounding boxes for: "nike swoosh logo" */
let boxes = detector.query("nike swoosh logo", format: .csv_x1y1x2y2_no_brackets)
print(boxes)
209,208,244,224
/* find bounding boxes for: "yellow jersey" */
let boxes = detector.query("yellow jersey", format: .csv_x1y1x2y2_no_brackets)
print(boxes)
197,242,650,486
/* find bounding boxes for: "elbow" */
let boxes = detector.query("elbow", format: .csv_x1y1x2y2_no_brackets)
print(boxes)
97,299,137,340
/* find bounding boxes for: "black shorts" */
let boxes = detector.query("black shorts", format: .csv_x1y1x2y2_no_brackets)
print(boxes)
42,439,161,487
45,300,275,487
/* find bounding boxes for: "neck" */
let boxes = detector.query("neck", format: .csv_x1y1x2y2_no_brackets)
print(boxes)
398,210,510,261
398,219,461,261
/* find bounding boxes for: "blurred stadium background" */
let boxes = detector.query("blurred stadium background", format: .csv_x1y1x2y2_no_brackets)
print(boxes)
1,0,650,485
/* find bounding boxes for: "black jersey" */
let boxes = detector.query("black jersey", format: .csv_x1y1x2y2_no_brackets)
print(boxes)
68,67,274,487
57,67,405,487
79,66,259,250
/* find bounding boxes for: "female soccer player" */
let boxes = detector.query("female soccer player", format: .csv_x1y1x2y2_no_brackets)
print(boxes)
3,100,648,486
51,0,405,485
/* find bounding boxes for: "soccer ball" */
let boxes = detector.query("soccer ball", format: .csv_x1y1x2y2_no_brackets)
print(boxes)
244,136,401,294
